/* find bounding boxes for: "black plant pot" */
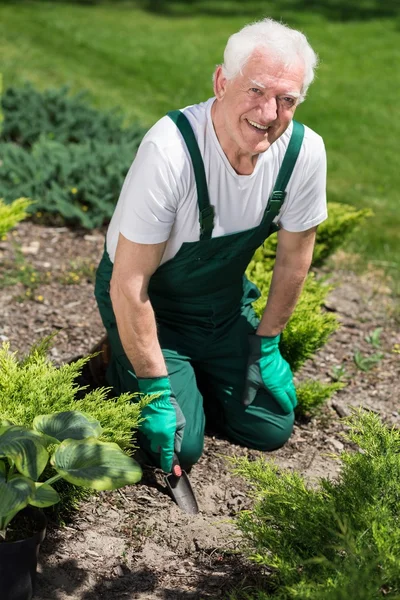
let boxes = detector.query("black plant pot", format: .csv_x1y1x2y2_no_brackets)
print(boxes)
0,507,47,600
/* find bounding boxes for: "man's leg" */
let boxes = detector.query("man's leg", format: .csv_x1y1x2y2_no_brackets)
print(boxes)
195,306,295,451
106,322,206,470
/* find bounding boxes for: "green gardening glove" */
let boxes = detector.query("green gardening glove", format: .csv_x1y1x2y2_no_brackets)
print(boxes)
242,334,297,414
137,376,186,473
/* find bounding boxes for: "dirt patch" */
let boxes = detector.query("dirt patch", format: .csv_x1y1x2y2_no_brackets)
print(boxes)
0,222,399,599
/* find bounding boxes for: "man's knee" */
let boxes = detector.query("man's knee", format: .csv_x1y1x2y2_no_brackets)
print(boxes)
226,409,295,452
249,412,295,450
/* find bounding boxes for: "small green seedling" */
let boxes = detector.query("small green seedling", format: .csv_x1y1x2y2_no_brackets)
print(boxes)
331,364,348,382
365,327,383,349
353,349,384,372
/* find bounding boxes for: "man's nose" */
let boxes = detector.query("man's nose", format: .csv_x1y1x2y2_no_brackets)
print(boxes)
261,97,278,121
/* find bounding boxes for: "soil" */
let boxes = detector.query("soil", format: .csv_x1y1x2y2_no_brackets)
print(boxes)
0,222,398,600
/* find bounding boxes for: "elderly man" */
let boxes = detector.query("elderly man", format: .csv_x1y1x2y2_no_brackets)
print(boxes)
95,18,327,473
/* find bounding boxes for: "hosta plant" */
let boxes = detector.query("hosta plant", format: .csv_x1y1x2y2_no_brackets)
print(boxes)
0,410,142,540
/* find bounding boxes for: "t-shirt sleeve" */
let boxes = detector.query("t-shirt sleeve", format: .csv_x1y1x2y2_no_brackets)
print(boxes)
118,140,181,244
277,134,328,232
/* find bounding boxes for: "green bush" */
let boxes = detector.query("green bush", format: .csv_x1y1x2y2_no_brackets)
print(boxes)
0,84,146,228
232,410,400,599
247,202,372,276
296,380,345,418
0,338,143,452
0,197,32,239
1,83,146,148
0,137,139,228
312,202,373,266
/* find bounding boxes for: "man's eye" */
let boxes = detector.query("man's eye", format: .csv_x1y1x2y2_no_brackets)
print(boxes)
281,97,296,107
249,88,262,95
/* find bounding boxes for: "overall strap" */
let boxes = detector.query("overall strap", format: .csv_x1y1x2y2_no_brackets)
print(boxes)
167,110,215,240
267,120,305,217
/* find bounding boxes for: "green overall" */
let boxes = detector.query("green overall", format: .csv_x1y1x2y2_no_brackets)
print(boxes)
95,111,304,469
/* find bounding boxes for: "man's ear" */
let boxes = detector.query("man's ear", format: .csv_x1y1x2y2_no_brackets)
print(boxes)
213,66,227,100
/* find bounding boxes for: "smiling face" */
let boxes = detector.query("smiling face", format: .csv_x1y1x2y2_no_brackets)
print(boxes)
212,49,305,169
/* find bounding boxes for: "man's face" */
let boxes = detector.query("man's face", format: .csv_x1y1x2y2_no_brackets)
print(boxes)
213,50,305,157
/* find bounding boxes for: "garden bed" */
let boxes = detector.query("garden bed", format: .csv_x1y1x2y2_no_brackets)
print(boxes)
0,221,398,600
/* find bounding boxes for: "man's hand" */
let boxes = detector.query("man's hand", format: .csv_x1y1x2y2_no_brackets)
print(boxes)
242,334,297,414
137,376,186,472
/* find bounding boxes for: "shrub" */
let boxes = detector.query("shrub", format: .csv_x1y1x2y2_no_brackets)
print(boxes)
0,83,146,148
247,202,372,276
296,380,345,418
0,338,143,452
0,197,32,239
0,84,146,228
0,137,139,228
312,202,373,266
232,410,400,599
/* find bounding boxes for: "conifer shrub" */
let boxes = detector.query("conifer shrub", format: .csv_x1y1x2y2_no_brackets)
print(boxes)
0,137,138,228
1,83,146,148
247,202,371,275
0,84,146,228
231,410,400,599
311,202,373,267
0,197,32,238
0,338,143,451
296,380,344,418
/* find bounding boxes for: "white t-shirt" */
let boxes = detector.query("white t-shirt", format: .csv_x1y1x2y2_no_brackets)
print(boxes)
106,97,327,265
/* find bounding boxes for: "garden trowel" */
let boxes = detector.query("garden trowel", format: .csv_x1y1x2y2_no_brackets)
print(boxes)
165,454,199,514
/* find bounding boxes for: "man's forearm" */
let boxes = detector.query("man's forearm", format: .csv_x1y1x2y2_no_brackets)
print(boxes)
256,261,309,337
110,284,167,378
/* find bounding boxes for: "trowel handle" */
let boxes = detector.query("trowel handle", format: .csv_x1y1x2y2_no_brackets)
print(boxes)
171,453,182,477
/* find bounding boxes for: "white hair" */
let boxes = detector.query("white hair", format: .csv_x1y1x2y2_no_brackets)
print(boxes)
216,18,318,102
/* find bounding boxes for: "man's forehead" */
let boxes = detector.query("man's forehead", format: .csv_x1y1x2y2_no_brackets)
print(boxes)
239,51,304,88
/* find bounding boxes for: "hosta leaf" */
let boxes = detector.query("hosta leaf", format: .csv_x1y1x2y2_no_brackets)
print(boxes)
0,476,35,518
52,438,142,491
0,426,48,480
33,411,102,443
30,482,60,508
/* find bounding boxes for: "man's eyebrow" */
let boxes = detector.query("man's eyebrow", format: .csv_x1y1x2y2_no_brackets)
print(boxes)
248,79,301,98
249,78,266,89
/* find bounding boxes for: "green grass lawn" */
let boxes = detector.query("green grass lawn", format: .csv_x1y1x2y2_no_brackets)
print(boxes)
1,1,399,290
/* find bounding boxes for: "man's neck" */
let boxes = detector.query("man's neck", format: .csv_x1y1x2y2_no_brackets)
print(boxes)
211,100,259,175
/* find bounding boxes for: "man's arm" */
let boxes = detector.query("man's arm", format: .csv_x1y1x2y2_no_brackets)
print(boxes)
256,226,317,337
110,233,167,378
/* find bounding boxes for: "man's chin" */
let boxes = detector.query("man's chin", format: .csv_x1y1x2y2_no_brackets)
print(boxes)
246,139,273,155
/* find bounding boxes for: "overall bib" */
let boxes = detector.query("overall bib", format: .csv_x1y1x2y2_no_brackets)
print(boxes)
95,110,304,469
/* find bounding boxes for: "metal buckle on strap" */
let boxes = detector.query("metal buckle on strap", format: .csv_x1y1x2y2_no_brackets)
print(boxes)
199,205,215,236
